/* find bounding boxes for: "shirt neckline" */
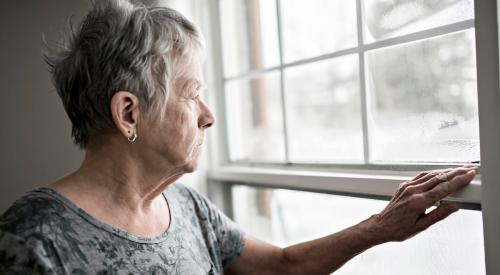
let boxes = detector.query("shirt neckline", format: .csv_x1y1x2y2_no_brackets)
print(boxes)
35,186,176,244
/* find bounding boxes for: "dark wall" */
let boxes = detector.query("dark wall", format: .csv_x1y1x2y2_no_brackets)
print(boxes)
0,1,90,212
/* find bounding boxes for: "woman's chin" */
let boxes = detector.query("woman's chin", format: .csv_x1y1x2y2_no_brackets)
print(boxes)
181,145,203,173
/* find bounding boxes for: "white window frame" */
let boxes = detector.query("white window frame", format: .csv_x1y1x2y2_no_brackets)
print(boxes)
200,0,500,273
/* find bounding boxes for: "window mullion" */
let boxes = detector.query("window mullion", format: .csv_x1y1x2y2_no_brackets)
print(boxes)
275,0,291,164
356,0,370,164
210,0,231,165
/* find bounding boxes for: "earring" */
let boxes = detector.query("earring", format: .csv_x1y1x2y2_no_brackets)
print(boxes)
128,132,137,143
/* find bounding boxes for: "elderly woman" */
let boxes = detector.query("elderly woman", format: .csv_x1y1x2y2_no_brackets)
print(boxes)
0,0,478,274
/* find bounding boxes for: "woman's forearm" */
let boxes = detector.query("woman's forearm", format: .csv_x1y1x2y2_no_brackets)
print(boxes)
281,216,383,275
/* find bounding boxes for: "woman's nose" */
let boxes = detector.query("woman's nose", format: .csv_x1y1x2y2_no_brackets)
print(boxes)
198,100,215,129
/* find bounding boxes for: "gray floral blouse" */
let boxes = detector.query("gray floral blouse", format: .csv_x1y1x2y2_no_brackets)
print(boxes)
0,183,246,274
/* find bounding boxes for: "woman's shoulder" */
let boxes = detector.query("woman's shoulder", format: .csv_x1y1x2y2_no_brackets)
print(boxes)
0,226,61,273
0,188,68,238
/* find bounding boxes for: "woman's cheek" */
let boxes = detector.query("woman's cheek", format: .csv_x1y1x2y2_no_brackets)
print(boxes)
177,111,199,148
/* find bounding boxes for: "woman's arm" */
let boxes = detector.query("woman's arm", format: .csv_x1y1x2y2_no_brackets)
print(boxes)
225,166,477,275
225,220,377,275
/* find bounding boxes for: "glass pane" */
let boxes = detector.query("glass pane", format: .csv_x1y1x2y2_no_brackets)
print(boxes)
280,0,357,62
225,72,286,162
285,55,363,163
366,30,479,163
232,185,485,275
363,0,474,42
220,0,280,77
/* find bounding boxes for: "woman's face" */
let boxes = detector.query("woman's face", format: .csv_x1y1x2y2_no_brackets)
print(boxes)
143,60,214,173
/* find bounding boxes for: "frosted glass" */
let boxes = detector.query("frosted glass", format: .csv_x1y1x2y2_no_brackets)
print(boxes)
280,0,357,62
225,72,286,162
284,55,363,163
232,185,485,275
363,0,474,42
220,0,280,77
366,30,479,163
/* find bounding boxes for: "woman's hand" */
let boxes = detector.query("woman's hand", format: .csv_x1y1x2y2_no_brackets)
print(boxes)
367,166,479,243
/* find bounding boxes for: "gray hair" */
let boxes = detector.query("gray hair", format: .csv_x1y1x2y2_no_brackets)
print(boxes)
45,0,204,148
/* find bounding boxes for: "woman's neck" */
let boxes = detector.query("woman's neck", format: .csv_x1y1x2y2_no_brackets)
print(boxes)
49,143,182,237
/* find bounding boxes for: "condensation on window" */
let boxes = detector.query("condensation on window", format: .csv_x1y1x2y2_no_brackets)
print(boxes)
363,0,474,42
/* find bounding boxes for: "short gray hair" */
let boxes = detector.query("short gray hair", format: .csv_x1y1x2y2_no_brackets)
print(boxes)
45,0,204,148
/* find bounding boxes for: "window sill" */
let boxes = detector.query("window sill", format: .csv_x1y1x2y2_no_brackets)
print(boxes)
207,165,481,210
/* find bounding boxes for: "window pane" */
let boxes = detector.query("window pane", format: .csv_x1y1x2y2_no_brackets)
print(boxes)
363,0,474,42
280,0,357,62
220,0,280,77
225,72,286,162
366,30,479,163
232,185,485,275
285,55,363,163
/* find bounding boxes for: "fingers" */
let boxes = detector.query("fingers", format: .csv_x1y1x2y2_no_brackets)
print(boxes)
416,204,459,231
423,170,476,205
392,166,478,204
392,169,451,201
412,169,451,185
414,167,476,194
412,171,433,181
392,166,471,201
407,165,475,191
411,168,449,182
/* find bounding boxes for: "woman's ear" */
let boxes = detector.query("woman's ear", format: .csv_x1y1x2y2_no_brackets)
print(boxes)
110,91,140,140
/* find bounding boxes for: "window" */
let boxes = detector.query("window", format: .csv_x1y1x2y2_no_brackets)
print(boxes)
204,0,500,273
219,0,478,165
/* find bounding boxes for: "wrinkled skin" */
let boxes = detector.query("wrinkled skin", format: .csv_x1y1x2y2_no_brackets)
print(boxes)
138,60,215,174
370,166,478,243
